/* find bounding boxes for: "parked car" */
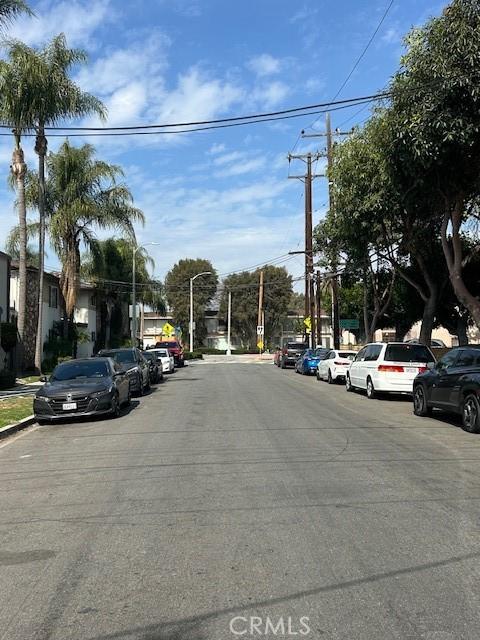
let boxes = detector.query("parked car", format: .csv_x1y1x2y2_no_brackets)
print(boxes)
155,340,184,367
413,345,480,433
34,357,130,423
317,349,356,383
295,348,328,375
142,351,163,383
97,348,150,395
147,347,175,374
346,342,435,398
280,341,309,368
406,338,447,348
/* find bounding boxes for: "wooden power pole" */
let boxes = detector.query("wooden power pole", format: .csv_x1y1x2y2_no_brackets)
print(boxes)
326,113,341,350
257,269,264,353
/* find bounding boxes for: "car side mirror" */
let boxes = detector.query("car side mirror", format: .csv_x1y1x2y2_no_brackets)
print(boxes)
427,362,435,370
40,375,48,382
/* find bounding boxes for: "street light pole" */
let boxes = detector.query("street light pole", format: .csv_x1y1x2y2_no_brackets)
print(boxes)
189,271,212,351
131,242,159,346
226,290,232,355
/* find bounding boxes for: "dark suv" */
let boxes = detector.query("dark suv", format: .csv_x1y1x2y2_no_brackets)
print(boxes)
413,345,480,433
97,348,150,396
280,342,309,369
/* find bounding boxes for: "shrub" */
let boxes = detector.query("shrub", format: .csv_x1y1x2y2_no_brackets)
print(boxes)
0,369,16,390
184,351,203,360
1,322,18,353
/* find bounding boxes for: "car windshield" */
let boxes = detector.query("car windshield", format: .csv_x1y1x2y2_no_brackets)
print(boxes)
287,343,308,350
157,342,178,349
339,352,356,360
385,344,434,363
154,350,169,357
100,350,135,364
142,353,155,362
51,361,109,381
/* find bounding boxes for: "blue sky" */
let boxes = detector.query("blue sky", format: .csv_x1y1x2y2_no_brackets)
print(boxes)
1,0,447,285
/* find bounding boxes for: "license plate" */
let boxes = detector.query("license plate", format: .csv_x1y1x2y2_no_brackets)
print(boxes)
405,367,417,374
62,402,77,411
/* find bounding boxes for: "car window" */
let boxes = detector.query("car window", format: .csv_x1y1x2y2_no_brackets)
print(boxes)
365,345,382,361
51,360,109,381
436,350,459,370
455,349,480,368
355,348,366,361
385,344,434,363
339,352,356,360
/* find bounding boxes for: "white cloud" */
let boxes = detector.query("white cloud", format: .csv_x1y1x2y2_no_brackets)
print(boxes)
382,27,402,45
247,53,281,77
214,157,266,178
9,0,113,48
207,143,226,155
252,81,289,108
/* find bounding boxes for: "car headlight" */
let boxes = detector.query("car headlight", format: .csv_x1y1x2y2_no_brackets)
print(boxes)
126,368,137,377
90,388,112,398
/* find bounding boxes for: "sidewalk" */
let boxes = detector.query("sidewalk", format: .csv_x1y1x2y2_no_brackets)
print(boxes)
0,380,43,400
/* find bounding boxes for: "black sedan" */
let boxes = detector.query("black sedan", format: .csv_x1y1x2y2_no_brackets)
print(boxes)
413,345,480,433
34,358,130,424
97,348,150,395
142,351,163,384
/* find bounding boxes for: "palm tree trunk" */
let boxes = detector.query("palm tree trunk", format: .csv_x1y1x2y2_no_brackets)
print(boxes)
34,126,47,373
11,135,27,347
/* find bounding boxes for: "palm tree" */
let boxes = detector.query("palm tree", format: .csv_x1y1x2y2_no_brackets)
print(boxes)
0,0,33,352
1,35,106,371
83,238,165,348
29,141,143,354
0,1,32,28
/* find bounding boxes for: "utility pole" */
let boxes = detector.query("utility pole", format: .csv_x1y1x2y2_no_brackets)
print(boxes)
226,290,232,356
257,270,264,353
316,271,322,347
326,112,341,350
288,151,323,348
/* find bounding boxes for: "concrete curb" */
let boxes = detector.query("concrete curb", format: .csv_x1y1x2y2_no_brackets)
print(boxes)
0,415,37,440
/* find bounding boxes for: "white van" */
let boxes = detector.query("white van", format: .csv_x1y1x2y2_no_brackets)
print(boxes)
346,342,435,398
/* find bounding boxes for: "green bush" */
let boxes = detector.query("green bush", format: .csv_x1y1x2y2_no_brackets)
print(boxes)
184,351,204,360
0,369,16,389
42,357,58,373
1,323,18,353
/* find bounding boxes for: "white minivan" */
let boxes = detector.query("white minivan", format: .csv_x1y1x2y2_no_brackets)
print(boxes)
346,342,435,398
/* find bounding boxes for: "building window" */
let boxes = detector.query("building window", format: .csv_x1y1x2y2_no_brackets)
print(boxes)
91,331,96,343
90,294,96,306
48,285,58,309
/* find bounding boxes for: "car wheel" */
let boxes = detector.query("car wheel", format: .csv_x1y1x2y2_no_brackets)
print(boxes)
327,369,334,384
137,375,144,396
462,394,480,434
346,374,354,392
281,359,286,369
316,370,321,381
413,384,432,417
37,418,48,425
145,376,151,392
110,393,120,418
366,377,376,400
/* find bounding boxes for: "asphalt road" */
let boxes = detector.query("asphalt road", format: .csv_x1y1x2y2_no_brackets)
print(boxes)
1,361,480,640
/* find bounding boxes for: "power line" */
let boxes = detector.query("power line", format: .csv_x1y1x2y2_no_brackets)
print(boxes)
0,97,385,138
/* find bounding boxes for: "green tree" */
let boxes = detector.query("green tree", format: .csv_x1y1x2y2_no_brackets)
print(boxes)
2,35,105,371
389,0,480,329
220,266,293,350
165,259,218,347
83,238,165,348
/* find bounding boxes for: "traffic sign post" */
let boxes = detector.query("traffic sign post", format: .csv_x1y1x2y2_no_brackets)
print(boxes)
257,325,264,336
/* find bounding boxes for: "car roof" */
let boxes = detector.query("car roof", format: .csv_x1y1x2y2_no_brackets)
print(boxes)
58,357,111,364
452,344,480,349
99,348,134,352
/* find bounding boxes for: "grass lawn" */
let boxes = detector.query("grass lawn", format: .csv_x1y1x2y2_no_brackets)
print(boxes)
18,376,42,384
0,397,34,428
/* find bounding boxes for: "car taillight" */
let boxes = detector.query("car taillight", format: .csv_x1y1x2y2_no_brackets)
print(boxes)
418,366,428,373
334,361,349,365
378,364,404,372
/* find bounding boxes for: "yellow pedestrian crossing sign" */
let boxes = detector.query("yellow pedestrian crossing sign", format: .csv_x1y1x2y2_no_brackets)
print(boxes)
162,322,175,337
304,316,312,334
257,339,264,350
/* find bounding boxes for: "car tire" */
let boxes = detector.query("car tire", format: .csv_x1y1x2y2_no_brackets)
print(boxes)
462,394,480,434
366,377,376,400
145,377,151,392
110,393,120,418
413,384,432,417
37,418,48,425
137,375,144,396
327,369,334,384
346,374,354,392
281,359,286,369
316,370,321,381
